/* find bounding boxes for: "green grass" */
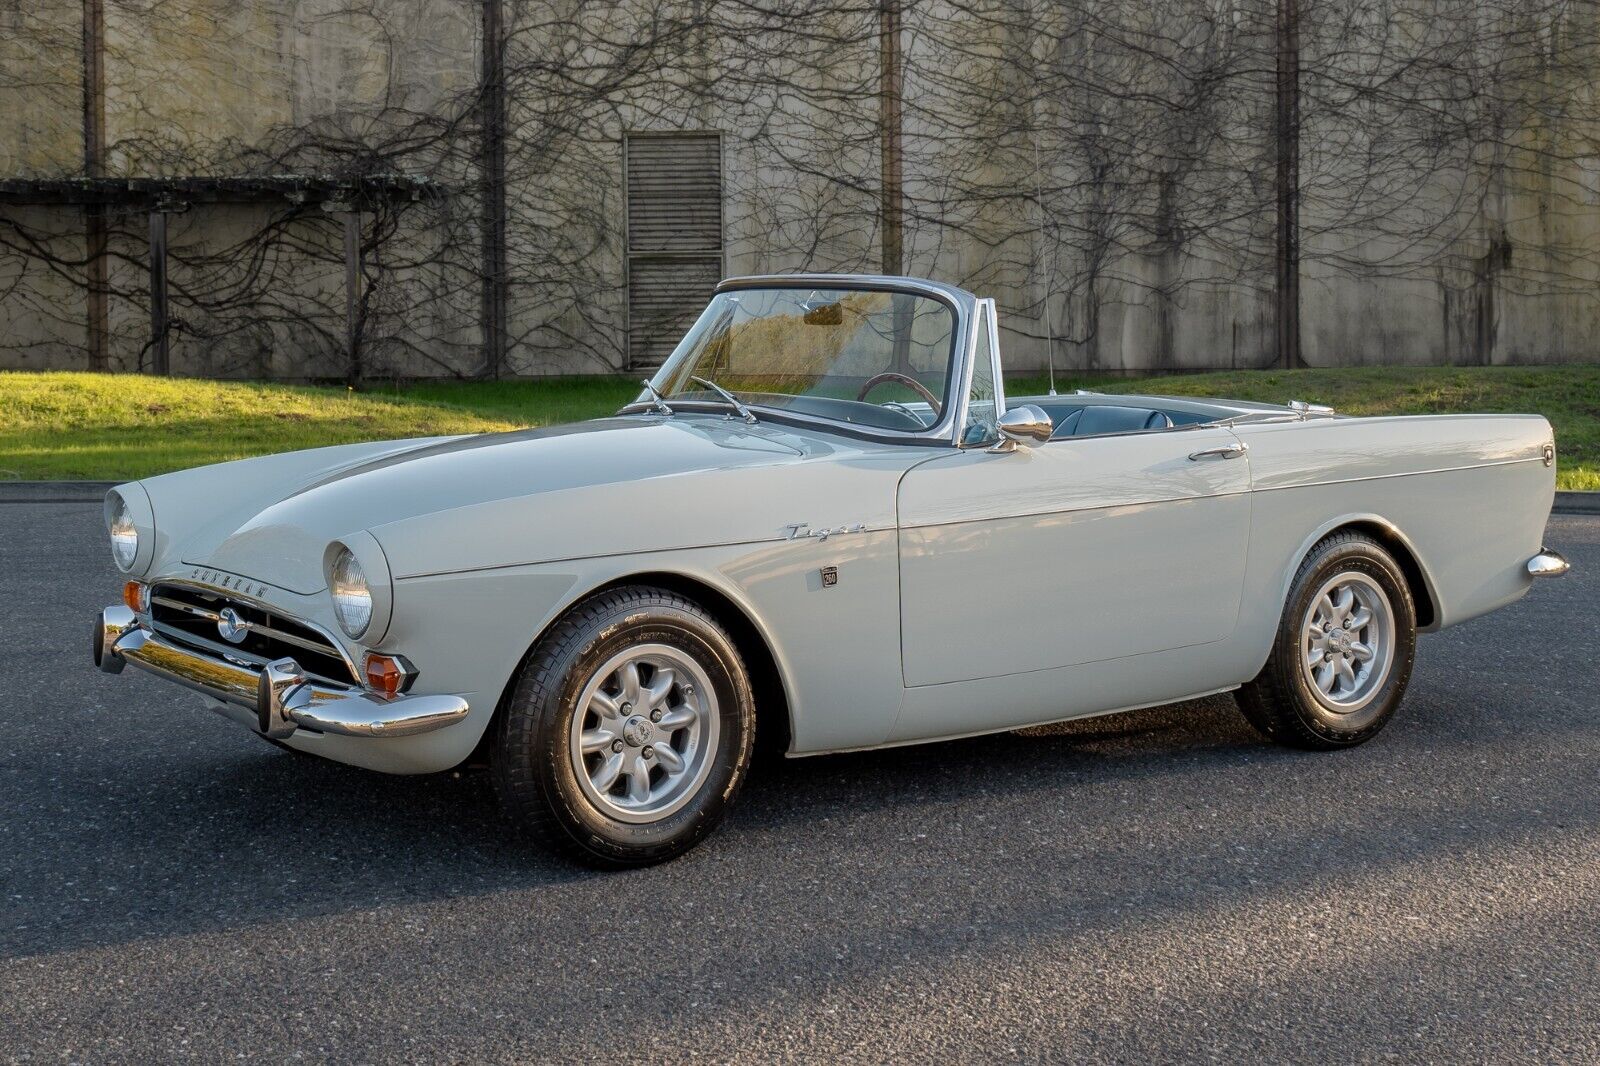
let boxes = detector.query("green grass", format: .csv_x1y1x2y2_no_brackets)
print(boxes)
0,373,521,481
2,367,1596,489
395,377,642,425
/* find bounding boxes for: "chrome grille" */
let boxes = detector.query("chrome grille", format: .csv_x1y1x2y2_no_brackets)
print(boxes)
148,583,357,687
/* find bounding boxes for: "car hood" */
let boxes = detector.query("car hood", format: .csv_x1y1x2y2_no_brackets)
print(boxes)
162,416,890,594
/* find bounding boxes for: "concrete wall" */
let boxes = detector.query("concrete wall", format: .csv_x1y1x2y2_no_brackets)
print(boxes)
0,0,480,377
1,0,1596,378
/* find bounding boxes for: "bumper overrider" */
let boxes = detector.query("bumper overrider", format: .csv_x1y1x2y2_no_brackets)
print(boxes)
1526,548,1571,579
93,605,469,740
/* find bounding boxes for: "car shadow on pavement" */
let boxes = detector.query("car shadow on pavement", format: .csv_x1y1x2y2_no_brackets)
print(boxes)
9,678,1597,966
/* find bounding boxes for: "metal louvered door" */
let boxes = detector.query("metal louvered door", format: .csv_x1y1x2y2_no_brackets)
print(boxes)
626,133,724,371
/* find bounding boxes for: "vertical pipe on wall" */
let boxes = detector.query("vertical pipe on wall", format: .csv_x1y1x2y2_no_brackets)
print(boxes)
879,0,903,278
148,208,168,375
480,0,509,379
82,0,109,372
1274,0,1302,370
344,210,362,385
880,0,912,372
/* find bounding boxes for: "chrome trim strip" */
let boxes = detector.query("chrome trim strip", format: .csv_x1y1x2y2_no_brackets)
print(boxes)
898,453,1540,533
401,454,1545,581
95,608,469,739
1244,454,1545,493
715,273,977,306
252,626,337,657
899,488,1254,533
150,594,220,620
393,525,901,581
1527,548,1570,578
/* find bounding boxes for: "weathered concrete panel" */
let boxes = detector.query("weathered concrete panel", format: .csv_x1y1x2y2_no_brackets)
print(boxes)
0,0,1596,377
0,2,81,176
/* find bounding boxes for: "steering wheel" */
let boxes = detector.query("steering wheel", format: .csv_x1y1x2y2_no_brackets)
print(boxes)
856,372,942,418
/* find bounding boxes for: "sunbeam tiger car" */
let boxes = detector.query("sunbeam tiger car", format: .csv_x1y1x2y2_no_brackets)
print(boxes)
94,274,1571,867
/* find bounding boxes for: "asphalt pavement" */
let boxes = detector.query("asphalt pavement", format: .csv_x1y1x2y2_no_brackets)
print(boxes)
1,503,1596,1062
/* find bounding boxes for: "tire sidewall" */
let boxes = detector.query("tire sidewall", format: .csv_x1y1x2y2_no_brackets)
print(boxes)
1281,540,1416,745
511,596,754,864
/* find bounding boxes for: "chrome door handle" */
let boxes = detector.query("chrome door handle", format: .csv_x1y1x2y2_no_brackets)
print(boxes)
1188,443,1248,461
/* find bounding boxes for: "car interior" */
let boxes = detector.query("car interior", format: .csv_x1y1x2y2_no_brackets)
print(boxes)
859,394,1247,444
1010,398,1234,439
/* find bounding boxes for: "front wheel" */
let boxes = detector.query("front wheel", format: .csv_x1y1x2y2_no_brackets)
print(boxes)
492,586,756,868
1236,532,1417,750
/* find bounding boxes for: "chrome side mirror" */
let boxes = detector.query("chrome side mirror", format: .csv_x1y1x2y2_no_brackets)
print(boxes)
991,404,1054,452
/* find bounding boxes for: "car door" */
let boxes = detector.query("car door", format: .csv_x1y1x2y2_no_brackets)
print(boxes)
896,422,1252,691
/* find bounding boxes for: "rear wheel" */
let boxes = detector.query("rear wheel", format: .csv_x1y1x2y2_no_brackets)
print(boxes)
1236,532,1416,750
492,586,755,868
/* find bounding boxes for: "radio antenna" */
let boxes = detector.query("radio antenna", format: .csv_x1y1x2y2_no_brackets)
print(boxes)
1031,132,1058,395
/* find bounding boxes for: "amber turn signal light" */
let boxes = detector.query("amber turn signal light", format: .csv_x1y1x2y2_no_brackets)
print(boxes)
123,580,149,613
363,653,415,700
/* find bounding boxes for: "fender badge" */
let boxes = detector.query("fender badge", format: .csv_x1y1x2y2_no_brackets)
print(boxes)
785,522,868,542
820,566,839,588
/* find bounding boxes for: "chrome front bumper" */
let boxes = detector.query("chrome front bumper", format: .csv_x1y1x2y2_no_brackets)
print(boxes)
94,606,469,740
1527,548,1571,578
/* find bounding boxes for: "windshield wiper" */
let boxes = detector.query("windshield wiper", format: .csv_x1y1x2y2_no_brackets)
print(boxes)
689,375,758,424
639,378,674,417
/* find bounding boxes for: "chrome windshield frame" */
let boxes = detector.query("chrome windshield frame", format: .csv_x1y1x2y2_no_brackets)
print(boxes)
630,274,979,447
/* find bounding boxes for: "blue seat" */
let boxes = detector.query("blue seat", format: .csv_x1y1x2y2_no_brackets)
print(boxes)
1046,405,1173,440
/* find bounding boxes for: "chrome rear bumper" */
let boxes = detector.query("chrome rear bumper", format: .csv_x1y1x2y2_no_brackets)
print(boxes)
94,606,469,740
1527,548,1571,579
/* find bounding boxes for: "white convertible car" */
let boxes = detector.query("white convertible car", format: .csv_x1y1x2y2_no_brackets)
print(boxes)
95,275,1570,866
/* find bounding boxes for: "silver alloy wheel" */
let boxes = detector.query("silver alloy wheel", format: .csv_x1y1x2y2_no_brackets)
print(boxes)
1299,572,1396,713
568,643,720,824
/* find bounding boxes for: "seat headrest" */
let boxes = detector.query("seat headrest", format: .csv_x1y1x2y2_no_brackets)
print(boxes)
1047,408,1083,437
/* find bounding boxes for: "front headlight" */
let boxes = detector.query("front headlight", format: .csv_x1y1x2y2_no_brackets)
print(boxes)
108,492,139,571
330,546,373,639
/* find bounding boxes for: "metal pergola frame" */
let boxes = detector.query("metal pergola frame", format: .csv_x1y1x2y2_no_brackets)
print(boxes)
0,176,446,375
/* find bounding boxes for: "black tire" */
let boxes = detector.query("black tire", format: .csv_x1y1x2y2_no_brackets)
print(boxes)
1236,532,1417,750
492,585,756,868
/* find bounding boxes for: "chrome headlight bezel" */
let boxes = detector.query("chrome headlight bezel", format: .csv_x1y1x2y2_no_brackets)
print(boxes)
104,484,156,576
323,533,394,645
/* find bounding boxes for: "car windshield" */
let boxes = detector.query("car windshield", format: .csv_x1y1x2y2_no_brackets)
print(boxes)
644,286,958,434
